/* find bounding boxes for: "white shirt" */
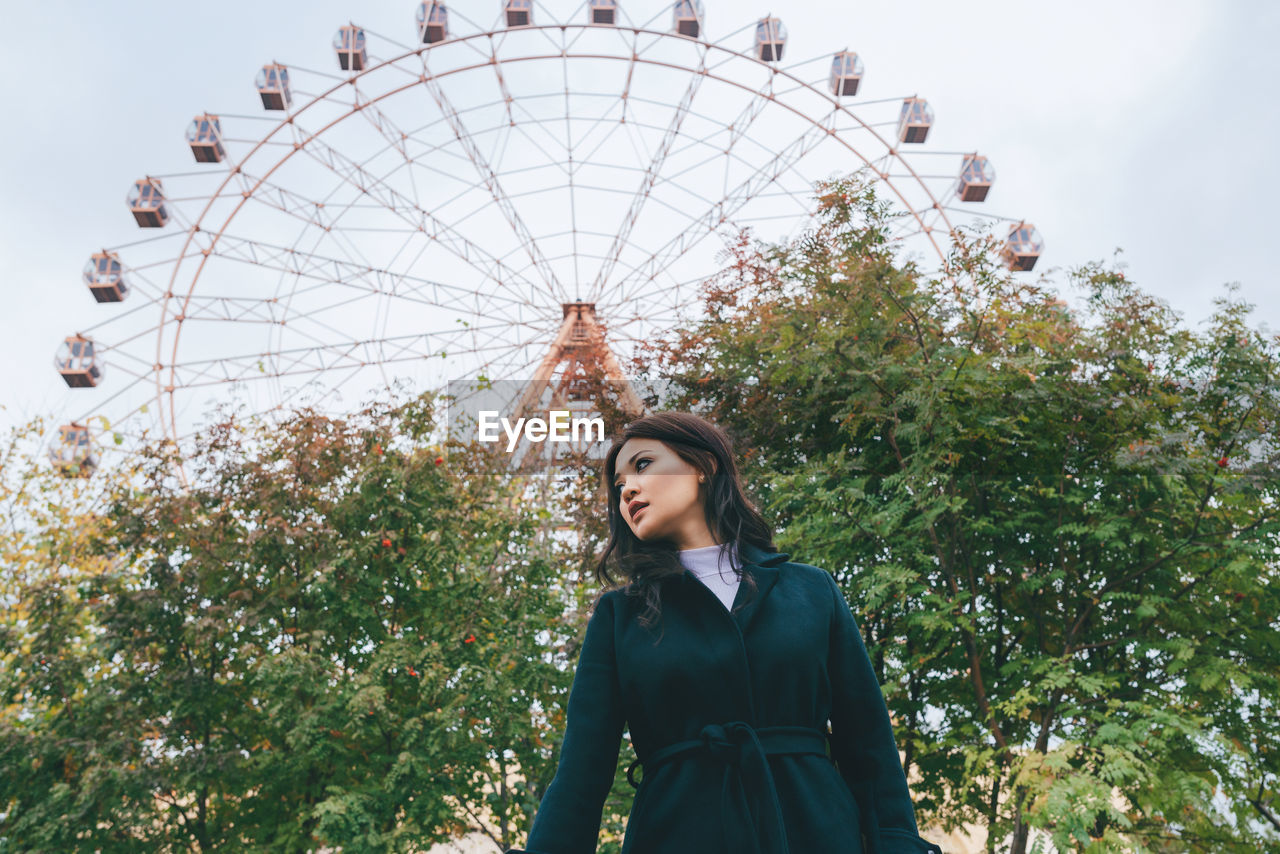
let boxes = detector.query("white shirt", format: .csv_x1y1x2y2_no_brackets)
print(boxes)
677,542,742,612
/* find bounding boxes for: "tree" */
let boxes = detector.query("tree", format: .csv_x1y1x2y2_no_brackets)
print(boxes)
632,176,1280,853
0,387,596,853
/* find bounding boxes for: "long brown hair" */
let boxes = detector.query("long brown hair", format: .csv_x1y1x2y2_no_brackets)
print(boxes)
595,411,776,639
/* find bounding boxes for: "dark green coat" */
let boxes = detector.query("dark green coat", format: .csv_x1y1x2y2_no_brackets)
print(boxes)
509,541,942,854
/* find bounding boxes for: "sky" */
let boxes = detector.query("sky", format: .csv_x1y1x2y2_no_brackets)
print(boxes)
1,0,1276,452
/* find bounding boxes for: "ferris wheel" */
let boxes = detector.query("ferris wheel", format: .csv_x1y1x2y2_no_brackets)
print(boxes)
49,0,1043,485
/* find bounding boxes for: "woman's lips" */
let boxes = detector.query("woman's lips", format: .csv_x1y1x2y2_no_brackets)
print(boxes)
632,504,647,521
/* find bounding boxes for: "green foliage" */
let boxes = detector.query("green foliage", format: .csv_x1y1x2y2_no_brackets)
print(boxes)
637,176,1280,853
5,175,1278,853
0,390,599,853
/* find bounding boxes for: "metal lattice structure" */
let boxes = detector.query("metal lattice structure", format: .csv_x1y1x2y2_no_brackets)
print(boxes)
51,1,1040,484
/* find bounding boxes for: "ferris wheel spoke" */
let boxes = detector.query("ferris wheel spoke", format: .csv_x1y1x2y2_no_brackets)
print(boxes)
270,256,552,360
287,128,469,242
937,205,1022,226
588,39,708,298
721,82,778,183
418,50,567,301
351,70,543,246
488,37,521,132
590,93,844,303
160,323,541,392
199,232,525,317
350,96,422,209
65,325,195,433
622,88,814,227
596,109,837,306
640,118,772,193
554,34,586,295
215,166,389,323
235,151,546,306
74,256,179,317
272,302,425,373
568,97,633,169
617,270,709,318
163,340,541,450
66,369,162,437
95,323,175,363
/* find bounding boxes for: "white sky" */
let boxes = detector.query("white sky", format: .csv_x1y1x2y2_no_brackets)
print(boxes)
1,0,1276,445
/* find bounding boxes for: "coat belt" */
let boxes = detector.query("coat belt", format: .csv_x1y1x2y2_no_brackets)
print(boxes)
626,721,829,854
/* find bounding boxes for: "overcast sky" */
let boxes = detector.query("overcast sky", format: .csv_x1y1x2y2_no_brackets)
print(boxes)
2,0,1276,445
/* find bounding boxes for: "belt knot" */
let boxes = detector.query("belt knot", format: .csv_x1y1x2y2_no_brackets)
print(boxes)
699,721,752,764
626,722,830,854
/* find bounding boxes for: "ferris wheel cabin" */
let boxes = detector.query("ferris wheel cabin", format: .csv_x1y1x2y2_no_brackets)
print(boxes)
127,178,168,228
54,335,103,388
256,63,292,111
830,51,864,97
48,423,96,477
755,17,787,62
417,2,448,43
506,0,532,27
186,114,225,163
1001,221,1044,271
897,97,934,144
334,25,367,71
84,251,128,303
956,153,995,202
674,0,704,37
590,0,617,25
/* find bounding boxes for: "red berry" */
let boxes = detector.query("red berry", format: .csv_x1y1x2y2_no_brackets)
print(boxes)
397,547,406,555
435,456,444,465
374,443,383,455
1234,593,1245,602
382,538,392,548
1218,457,1228,467
464,634,475,644
408,667,418,677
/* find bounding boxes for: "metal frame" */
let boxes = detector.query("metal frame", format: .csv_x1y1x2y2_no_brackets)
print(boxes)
66,14,1031,485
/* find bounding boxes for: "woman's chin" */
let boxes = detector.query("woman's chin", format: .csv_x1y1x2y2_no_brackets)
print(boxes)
631,530,676,548
629,523,658,542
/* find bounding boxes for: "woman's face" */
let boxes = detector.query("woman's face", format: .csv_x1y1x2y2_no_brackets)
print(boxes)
612,438,716,549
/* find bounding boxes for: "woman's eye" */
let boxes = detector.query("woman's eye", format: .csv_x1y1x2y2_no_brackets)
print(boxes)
614,458,651,490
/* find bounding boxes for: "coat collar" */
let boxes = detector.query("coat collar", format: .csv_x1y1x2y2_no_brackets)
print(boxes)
734,541,788,634
737,540,790,569
678,540,788,635
660,545,788,637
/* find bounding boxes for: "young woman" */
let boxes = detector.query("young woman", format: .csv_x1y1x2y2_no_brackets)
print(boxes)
506,412,942,854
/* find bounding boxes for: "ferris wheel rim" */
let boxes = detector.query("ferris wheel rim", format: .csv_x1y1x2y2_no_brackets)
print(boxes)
75,15,1007,483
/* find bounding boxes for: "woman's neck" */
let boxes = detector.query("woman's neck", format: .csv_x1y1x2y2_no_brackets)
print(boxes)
677,541,740,575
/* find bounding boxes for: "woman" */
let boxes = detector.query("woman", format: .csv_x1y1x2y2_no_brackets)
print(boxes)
506,412,942,854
